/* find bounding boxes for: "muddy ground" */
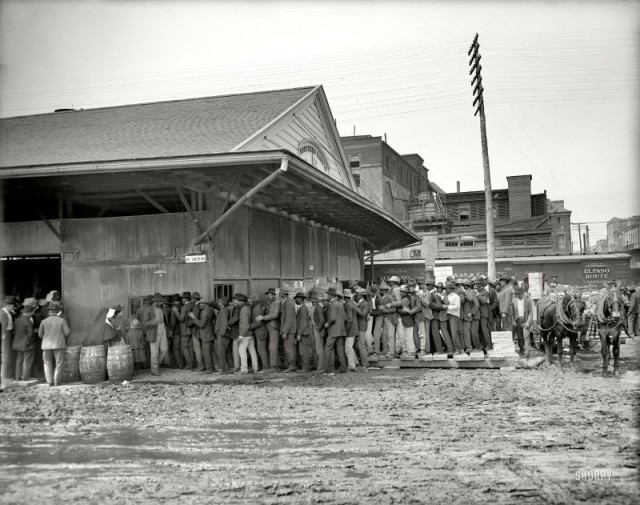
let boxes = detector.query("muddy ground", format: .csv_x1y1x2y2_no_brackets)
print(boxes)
1,341,639,505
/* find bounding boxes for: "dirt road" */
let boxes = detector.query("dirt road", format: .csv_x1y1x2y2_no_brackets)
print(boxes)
1,343,638,504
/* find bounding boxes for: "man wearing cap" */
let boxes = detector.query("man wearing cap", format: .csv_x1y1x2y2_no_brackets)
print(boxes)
142,293,170,376
176,292,195,370
343,289,359,371
1,295,17,387
429,283,450,355
366,285,384,357
261,288,282,372
280,288,298,373
398,286,416,358
354,288,370,371
12,300,37,381
323,287,348,374
248,294,268,372
294,292,313,372
443,282,464,355
233,293,258,374
511,287,534,357
498,276,514,333
192,298,215,374
38,301,70,386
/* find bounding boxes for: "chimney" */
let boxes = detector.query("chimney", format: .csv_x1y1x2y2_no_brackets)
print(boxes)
456,181,460,193
507,175,532,220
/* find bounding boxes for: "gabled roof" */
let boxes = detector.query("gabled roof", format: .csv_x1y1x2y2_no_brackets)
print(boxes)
0,86,316,168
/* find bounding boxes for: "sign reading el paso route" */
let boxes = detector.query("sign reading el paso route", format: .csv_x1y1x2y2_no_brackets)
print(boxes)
185,254,207,264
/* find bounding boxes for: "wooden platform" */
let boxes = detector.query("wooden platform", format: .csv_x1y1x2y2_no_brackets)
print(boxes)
369,355,519,369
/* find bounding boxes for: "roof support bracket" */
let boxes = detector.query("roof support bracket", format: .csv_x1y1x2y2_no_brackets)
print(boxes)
192,158,289,247
176,186,205,235
135,188,170,214
35,207,64,243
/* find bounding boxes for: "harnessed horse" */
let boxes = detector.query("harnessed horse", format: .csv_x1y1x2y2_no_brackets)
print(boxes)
538,295,585,369
596,289,625,377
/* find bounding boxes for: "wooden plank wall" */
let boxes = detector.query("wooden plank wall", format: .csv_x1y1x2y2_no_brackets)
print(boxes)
1,204,364,340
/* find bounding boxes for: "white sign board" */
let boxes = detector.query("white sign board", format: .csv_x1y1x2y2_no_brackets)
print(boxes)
528,272,543,299
185,254,207,264
434,266,453,285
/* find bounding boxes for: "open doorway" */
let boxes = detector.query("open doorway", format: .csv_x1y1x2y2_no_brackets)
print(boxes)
0,255,62,301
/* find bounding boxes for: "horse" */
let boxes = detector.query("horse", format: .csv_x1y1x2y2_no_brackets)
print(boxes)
538,295,585,370
596,289,626,377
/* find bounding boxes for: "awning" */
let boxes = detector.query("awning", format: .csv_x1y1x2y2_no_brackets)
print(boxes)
0,150,420,251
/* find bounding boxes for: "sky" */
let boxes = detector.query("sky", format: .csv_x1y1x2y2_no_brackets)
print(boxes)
1,0,639,251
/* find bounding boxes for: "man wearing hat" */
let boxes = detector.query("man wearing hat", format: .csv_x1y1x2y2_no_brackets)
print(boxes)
214,296,232,373
627,286,638,337
398,286,416,358
476,278,494,350
279,287,298,373
511,287,534,357
248,294,268,372
12,300,37,381
37,301,70,386
234,293,258,374
498,276,514,332
310,290,327,371
354,287,370,371
383,276,403,357
461,279,480,352
343,289,359,371
142,292,170,376
261,288,282,372
1,295,17,387
176,292,195,370
378,283,393,356
294,292,313,372
187,292,205,371
366,284,384,357
168,294,184,369
192,298,215,374
323,287,348,373
415,278,434,355
428,282,449,355
443,282,465,355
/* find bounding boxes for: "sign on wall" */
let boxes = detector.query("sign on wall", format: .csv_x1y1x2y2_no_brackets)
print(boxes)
528,272,543,299
434,266,453,284
185,254,207,264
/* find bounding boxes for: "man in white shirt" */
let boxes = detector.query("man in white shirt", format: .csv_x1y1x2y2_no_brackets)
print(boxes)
443,282,464,355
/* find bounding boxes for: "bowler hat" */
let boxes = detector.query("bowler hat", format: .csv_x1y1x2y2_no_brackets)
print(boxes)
233,293,248,302
265,288,277,296
487,278,497,287
169,293,181,303
416,277,425,285
367,285,379,296
191,292,202,300
407,279,416,286
294,292,307,299
499,275,510,282
355,287,366,296
348,279,359,289
342,289,353,298
23,297,38,309
326,287,338,296
181,291,192,299
3,295,17,305
444,282,455,290
48,301,61,311
436,282,444,289
151,292,164,303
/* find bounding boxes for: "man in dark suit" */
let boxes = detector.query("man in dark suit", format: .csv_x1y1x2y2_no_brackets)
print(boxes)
311,291,327,371
323,287,347,374
294,292,312,372
280,288,297,373
193,299,215,374
261,288,281,372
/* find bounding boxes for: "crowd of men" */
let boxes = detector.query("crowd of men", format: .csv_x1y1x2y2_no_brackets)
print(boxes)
2,275,637,386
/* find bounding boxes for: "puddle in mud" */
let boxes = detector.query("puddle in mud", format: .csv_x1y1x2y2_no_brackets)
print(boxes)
0,422,327,467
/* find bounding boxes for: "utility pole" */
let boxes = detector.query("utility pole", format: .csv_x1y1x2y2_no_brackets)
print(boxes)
468,34,496,279
578,223,583,253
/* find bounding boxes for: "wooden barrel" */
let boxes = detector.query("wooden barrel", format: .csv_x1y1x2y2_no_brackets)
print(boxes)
60,345,81,383
107,344,134,383
79,345,107,384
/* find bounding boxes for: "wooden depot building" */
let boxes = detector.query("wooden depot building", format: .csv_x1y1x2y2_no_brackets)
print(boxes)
0,86,419,344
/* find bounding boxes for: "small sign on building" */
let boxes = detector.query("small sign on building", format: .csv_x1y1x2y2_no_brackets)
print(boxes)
185,254,207,264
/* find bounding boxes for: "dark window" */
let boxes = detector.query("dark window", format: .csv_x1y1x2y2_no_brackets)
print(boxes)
410,249,422,259
215,284,234,301
349,155,361,168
